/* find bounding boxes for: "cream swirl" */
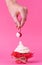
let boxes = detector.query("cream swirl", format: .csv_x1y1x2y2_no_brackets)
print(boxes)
14,41,30,53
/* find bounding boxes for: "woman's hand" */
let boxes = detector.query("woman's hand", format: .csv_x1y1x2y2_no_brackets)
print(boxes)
5,0,28,29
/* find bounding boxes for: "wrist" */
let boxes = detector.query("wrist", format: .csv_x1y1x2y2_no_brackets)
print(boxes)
5,0,16,4
5,0,17,6
10,0,16,3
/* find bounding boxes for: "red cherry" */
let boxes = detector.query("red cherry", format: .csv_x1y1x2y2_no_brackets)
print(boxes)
19,32,22,37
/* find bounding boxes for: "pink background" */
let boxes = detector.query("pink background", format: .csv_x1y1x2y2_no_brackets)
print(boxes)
0,0,42,65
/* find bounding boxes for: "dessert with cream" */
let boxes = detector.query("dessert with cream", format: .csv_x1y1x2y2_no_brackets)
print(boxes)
11,41,33,64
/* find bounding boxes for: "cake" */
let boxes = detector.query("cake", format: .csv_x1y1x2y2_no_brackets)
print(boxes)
11,41,33,64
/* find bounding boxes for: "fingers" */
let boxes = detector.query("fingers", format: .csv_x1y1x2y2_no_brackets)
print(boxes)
14,13,21,29
12,6,28,29
19,7,28,27
23,7,28,14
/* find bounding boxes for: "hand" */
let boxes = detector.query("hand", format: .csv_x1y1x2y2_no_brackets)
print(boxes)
5,0,28,29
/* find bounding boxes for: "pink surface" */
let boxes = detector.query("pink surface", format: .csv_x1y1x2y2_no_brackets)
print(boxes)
0,0,42,65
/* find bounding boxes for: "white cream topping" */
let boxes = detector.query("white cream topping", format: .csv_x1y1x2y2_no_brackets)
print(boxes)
14,41,30,53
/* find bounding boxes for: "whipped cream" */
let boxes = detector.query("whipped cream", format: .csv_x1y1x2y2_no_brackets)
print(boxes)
14,41,30,53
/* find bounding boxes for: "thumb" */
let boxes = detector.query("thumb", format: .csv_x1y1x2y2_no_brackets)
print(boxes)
14,15,21,29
